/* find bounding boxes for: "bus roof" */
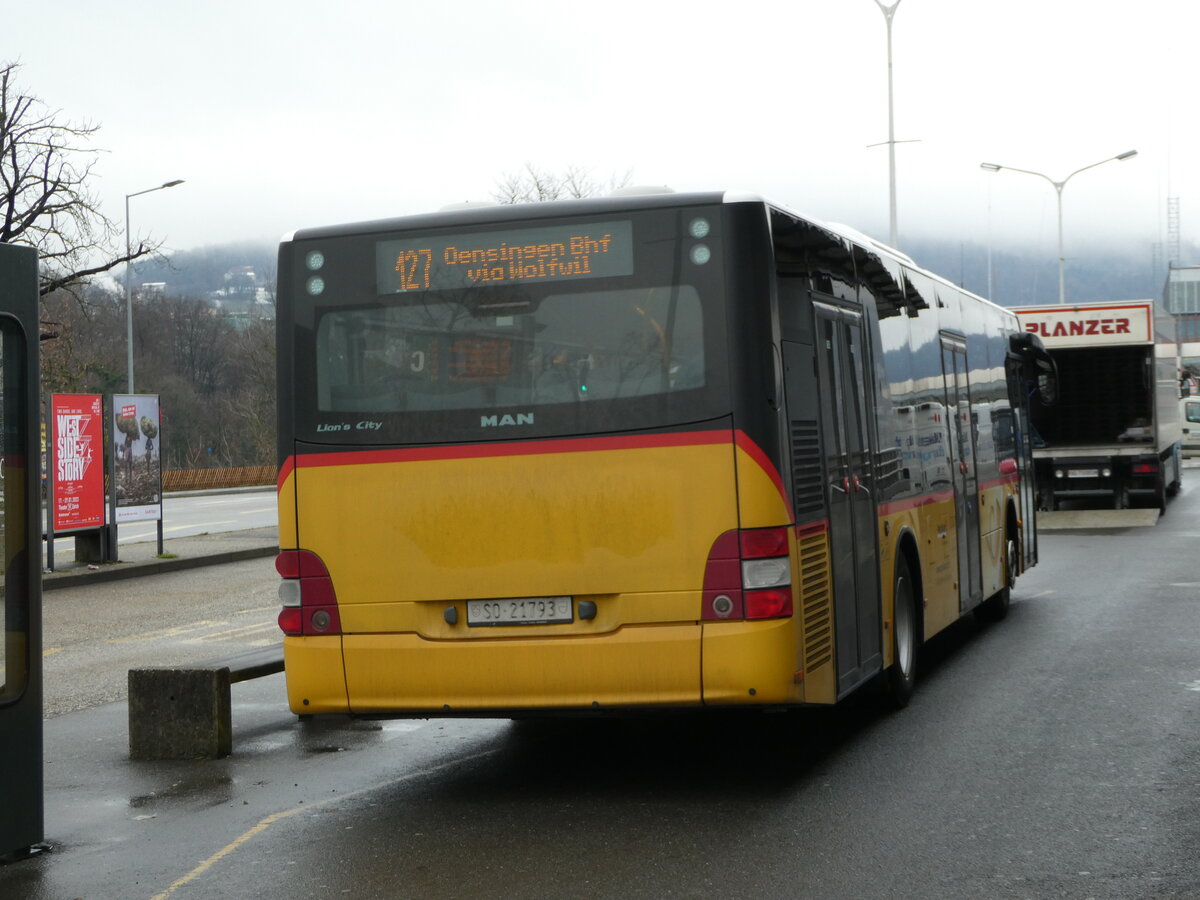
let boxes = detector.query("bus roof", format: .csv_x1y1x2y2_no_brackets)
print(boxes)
282,190,741,244
279,189,1007,318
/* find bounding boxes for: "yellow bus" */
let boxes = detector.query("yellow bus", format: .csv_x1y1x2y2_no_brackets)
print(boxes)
275,191,1052,716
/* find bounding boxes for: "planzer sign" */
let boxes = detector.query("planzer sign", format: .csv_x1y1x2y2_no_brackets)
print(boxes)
1015,302,1153,348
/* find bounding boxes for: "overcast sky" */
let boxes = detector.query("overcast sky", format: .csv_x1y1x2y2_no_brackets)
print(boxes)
7,0,1196,265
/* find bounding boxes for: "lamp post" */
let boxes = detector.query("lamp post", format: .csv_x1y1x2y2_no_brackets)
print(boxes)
873,0,902,249
124,179,184,393
980,151,1136,304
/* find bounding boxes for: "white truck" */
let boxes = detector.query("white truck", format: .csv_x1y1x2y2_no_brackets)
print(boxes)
1182,395,1200,457
1012,300,1183,511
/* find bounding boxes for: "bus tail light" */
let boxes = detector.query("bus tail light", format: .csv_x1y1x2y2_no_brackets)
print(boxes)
703,527,793,621
745,588,793,619
276,550,342,636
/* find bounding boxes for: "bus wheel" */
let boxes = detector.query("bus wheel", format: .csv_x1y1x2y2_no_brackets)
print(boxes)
978,533,1015,622
886,557,918,708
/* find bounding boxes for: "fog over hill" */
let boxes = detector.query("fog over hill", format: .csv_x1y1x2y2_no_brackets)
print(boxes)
903,239,1174,307
123,237,1186,309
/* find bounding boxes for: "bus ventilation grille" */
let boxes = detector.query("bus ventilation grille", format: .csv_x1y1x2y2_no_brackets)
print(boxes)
798,529,833,673
790,419,823,517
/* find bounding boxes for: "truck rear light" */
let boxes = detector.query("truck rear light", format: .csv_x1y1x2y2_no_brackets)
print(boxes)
276,550,342,637
1133,462,1157,475
703,527,793,621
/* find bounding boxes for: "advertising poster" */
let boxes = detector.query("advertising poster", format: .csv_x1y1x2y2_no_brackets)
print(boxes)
51,393,105,532
113,394,162,523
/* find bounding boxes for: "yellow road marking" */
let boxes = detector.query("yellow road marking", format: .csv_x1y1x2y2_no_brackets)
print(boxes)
149,806,306,900
43,647,62,657
193,623,277,642
107,621,225,644
149,747,500,900
110,615,277,645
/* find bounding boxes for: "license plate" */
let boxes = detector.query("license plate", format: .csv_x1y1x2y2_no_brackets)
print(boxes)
466,596,573,627
1068,468,1099,478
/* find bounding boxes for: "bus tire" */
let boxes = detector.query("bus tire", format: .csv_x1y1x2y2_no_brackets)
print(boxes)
886,556,918,708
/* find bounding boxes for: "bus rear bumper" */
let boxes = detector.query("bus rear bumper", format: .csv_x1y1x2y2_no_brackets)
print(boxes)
282,618,817,714
338,625,703,714
702,618,810,705
283,636,350,714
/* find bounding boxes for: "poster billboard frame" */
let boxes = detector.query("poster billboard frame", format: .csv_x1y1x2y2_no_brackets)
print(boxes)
112,393,163,524
47,393,105,534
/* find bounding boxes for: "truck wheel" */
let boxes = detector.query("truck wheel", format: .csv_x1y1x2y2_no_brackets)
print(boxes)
886,557,918,708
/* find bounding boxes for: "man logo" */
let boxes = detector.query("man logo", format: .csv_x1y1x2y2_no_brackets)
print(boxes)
480,412,535,427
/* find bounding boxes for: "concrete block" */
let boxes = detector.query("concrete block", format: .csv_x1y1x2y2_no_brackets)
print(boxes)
128,667,232,760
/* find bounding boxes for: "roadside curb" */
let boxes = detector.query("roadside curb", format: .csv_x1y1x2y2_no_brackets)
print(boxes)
43,545,279,592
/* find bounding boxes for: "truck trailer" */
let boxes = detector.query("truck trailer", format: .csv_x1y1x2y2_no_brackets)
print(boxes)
1012,300,1183,511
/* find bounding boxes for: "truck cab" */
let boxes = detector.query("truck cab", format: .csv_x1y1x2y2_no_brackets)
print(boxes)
1182,397,1200,458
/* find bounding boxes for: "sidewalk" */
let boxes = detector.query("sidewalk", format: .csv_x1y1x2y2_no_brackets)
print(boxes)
42,525,279,591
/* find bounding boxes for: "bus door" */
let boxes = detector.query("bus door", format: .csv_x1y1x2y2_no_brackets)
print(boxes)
0,244,42,859
812,303,881,693
940,337,982,611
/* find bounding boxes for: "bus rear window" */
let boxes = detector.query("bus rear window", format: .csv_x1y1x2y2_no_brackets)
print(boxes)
315,286,705,413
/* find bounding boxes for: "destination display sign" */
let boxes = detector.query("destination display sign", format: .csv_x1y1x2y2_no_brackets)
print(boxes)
376,220,633,293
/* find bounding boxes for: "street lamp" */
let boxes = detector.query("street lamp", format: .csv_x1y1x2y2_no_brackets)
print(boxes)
980,151,1136,304
124,179,184,393
873,0,902,249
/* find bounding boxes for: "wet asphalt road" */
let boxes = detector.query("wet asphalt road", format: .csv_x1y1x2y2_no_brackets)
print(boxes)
4,489,1200,898
41,555,279,717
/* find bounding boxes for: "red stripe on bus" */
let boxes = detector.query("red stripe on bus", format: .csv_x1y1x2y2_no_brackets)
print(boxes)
879,472,1020,517
733,430,794,519
279,428,794,521
285,428,734,473
794,520,829,538
978,473,1020,492
277,456,295,492
878,488,956,516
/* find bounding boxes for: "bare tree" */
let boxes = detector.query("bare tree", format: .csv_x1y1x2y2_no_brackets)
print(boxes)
493,163,632,205
0,62,159,302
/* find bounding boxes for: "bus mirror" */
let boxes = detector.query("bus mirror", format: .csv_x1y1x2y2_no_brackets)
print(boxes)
1009,331,1057,405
